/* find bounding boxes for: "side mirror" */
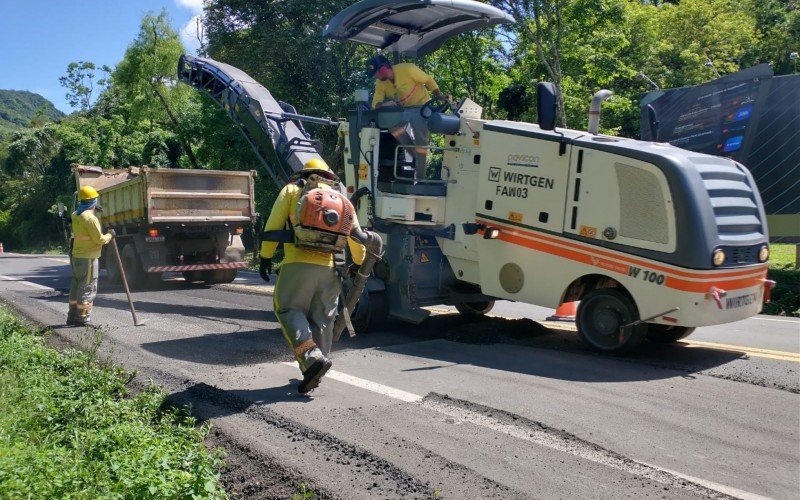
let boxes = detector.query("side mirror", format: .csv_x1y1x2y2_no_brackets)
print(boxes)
536,82,558,131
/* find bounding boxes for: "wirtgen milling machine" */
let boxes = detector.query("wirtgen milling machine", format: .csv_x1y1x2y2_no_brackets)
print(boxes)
179,0,772,354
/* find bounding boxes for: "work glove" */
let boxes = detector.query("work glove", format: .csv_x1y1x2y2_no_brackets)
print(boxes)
259,258,272,283
107,228,116,238
348,263,361,277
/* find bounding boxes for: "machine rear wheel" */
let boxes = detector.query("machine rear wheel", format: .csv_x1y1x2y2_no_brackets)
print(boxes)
455,301,495,316
350,289,389,333
576,288,646,354
647,325,695,343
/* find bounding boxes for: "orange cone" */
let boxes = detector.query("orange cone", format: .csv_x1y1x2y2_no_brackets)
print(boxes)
0,242,4,253
546,301,579,322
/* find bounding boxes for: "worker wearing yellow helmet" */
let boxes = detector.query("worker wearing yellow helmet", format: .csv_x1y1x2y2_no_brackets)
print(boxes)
260,157,366,394
67,185,113,326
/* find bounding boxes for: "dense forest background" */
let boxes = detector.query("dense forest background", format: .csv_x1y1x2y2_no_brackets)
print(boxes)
0,0,797,250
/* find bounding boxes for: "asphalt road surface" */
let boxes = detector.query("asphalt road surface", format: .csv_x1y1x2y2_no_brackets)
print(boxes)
1,253,798,499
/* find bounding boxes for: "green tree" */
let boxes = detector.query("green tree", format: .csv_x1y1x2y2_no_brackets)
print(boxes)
59,61,111,111
745,0,800,75
113,10,199,168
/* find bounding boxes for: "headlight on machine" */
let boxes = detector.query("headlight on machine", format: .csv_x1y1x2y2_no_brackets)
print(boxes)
712,249,726,267
758,245,770,263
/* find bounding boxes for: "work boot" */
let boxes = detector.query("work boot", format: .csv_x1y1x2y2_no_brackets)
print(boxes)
298,358,332,394
66,304,77,326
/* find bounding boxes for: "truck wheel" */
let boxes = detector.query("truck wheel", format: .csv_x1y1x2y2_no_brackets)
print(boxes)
576,289,646,354
121,244,144,289
183,271,204,284
455,301,495,316
105,247,122,285
647,325,695,343
203,269,237,284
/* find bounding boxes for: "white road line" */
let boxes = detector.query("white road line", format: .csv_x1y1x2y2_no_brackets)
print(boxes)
281,362,422,402
751,316,799,324
282,361,769,500
0,275,55,291
640,463,771,500
45,257,70,264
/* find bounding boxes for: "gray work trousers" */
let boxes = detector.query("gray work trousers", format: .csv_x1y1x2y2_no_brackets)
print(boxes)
390,106,430,179
68,257,98,323
273,263,341,372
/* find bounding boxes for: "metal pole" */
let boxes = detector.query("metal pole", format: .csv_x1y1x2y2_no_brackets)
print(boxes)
110,237,142,326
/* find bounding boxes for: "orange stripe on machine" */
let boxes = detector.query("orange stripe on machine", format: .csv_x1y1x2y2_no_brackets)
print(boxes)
477,219,768,293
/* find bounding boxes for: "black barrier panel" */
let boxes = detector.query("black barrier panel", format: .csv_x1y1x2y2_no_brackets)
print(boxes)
641,65,799,216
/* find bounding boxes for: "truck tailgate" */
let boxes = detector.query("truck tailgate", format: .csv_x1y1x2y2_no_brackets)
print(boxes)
147,169,255,223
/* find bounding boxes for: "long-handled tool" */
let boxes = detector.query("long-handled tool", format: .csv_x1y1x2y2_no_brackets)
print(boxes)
110,237,144,326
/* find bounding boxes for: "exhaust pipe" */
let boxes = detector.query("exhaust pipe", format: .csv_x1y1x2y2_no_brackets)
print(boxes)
332,227,383,341
588,90,613,135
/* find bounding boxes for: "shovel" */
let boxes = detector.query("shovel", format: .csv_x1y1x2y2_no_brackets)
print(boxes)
110,236,144,326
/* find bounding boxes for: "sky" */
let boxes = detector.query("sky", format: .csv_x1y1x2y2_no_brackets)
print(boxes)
0,0,204,113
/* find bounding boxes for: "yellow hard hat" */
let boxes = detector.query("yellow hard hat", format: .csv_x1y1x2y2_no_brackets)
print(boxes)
79,185,99,201
303,158,330,171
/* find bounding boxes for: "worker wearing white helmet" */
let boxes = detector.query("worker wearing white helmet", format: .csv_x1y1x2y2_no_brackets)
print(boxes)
260,158,366,394
68,185,113,326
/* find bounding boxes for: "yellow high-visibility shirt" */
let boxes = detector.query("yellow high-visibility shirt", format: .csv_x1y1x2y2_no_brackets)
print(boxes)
71,210,111,259
372,63,439,109
260,182,366,267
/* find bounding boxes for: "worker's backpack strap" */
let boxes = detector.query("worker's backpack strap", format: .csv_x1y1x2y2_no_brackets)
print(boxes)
261,229,295,243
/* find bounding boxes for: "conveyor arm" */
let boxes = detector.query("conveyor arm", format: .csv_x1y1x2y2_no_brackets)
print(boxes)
178,54,336,185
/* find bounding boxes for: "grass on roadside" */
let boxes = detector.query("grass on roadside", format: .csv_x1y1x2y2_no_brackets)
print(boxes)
765,243,799,317
0,307,227,498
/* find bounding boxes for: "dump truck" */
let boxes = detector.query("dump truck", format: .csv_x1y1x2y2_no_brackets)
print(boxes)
178,0,773,353
74,165,257,287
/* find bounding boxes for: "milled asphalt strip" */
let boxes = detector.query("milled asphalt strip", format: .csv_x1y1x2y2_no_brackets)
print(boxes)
0,275,55,291
283,361,765,500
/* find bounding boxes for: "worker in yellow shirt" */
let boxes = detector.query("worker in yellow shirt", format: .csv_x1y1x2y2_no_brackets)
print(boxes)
367,54,450,180
68,185,113,326
259,158,366,394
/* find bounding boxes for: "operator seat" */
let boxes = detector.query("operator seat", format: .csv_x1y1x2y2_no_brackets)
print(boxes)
372,107,447,197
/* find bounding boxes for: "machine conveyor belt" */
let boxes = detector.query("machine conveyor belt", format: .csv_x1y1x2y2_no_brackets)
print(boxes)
178,54,327,186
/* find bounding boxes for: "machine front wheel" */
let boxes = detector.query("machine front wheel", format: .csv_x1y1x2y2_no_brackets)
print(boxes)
647,325,695,343
455,301,495,316
576,288,647,354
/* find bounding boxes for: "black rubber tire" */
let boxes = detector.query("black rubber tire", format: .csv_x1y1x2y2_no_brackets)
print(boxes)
350,290,389,333
104,246,122,285
182,271,205,284
576,288,647,354
647,325,696,343
455,300,495,316
203,269,237,284
121,244,144,289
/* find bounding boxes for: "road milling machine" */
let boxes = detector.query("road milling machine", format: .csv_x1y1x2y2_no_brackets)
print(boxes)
179,0,773,353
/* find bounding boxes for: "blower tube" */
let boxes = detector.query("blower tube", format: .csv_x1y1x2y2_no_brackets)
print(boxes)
332,227,384,341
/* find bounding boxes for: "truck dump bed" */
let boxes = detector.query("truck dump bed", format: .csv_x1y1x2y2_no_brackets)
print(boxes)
74,165,256,227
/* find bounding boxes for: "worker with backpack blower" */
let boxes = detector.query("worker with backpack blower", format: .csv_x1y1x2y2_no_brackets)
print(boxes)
260,158,367,394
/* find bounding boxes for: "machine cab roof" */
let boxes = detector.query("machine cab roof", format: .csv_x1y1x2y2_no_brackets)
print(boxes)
324,0,514,56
